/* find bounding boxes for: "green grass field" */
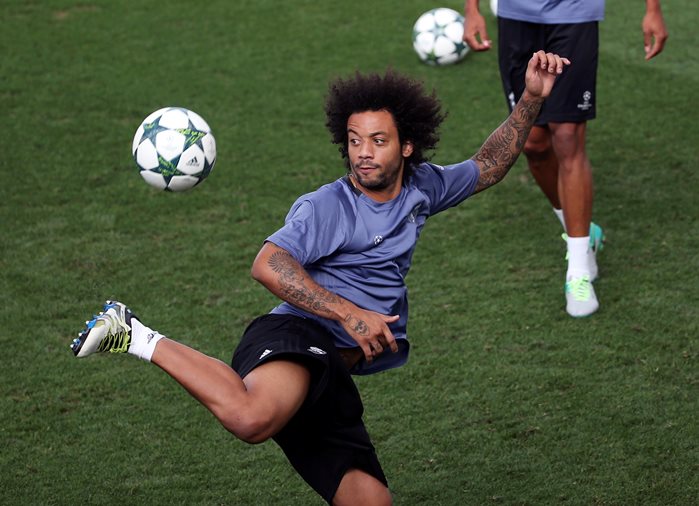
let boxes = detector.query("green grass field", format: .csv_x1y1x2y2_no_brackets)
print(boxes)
1,1,697,504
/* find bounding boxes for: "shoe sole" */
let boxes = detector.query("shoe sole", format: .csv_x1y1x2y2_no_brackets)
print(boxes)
566,302,599,317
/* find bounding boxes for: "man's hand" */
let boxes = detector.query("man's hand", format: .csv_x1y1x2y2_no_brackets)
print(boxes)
524,50,571,100
463,4,491,51
642,7,668,60
340,308,399,364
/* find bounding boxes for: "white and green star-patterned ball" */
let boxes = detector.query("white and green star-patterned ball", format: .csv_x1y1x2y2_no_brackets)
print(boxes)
132,107,217,191
412,8,469,66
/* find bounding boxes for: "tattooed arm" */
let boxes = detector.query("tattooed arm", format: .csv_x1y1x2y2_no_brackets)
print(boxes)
251,241,399,364
472,50,570,193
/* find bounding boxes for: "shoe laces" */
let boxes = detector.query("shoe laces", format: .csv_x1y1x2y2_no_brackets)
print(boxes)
566,275,592,301
96,312,131,353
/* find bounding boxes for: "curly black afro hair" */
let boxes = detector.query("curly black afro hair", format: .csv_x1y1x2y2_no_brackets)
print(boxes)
324,69,446,178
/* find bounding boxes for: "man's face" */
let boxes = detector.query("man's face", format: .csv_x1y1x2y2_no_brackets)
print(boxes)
347,110,413,202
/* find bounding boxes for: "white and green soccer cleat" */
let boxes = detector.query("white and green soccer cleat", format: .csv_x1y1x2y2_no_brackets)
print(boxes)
71,301,134,358
565,275,599,317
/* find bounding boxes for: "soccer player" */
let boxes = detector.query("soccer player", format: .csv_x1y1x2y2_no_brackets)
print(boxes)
463,0,668,317
71,51,569,505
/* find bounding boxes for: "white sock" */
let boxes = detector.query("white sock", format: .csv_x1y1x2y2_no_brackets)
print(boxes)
553,208,566,232
566,236,591,279
128,317,165,362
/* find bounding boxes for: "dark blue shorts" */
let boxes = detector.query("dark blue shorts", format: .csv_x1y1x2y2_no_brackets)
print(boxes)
231,314,388,503
498,18,598,124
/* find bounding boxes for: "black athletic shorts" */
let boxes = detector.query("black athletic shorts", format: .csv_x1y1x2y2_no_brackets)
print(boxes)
231,314,388,504
498,18,598,124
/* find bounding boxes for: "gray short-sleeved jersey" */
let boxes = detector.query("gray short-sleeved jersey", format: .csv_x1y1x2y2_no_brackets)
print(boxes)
266,159,480,374
498,0,604,24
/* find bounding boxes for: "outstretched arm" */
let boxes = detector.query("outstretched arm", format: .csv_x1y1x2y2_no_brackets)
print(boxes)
251,241,399,363
642,0,668,60
471,50,570,193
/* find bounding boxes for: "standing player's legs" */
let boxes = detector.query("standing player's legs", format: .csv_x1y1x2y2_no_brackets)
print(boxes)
542,22,600,316
498,19,601,317
549,120,599,316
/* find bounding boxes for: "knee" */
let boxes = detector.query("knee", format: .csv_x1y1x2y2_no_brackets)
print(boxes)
550,123,586,161
523,135,552,161
218,407,275,445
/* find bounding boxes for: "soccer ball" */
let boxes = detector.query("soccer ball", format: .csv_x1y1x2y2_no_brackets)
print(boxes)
132,107,217,192
412,8,469,66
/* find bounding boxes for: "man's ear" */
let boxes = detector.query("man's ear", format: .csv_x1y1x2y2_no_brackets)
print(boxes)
402,141,414,158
